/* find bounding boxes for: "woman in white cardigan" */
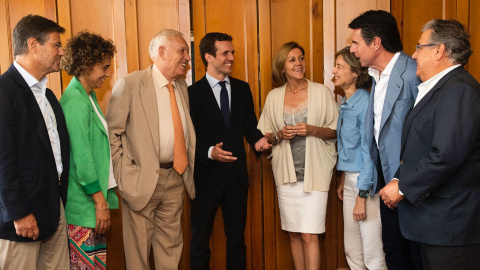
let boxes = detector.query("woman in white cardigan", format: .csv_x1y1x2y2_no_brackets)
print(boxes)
258,42,338,269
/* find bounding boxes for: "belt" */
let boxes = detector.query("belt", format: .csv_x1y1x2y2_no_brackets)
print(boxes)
160,162,174,169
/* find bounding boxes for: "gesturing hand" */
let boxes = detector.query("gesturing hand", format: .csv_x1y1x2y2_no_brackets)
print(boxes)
14,213,39,240
212,142,237,162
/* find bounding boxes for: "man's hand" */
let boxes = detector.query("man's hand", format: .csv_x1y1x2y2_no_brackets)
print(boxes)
255,133,272,151
211,142,237,162
379,179,404,209
353,196,367,221
14,213,39,240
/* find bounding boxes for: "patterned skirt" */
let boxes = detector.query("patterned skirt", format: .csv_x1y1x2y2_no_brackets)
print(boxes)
68,224,107,270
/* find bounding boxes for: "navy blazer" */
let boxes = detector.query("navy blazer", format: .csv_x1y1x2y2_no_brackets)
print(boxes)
396,67,480,246
0,64,70,241
188,76,263,196
365,51,420,192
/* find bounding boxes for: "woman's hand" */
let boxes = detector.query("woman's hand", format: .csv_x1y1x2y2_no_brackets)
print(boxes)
353,196,367,221
337,173,345,201
91,191,110,235
294,122,315,136
280,126,297,140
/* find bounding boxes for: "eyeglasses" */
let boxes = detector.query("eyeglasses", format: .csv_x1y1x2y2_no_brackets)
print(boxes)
415,43,437,51
49,42,63,50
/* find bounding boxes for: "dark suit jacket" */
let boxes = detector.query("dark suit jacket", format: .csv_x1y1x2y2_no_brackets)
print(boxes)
0,64,70,242
188,76,263,196
395,66,480,246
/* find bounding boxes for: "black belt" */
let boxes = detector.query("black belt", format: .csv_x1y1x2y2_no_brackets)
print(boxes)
160,162,174,169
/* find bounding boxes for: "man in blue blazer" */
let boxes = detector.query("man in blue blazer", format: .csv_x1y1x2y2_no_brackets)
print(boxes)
0,15,70,269
188,32,269,269
380,19,480,270
349,10,422,270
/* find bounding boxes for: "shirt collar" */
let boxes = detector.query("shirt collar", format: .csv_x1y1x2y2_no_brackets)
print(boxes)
152,64,176,89
368,52,401,83
13,61,48,89
418,64,461,92
206,72,230,89
342,88,366,108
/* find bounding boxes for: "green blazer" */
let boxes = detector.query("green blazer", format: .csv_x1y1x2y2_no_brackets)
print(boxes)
60,77,118,228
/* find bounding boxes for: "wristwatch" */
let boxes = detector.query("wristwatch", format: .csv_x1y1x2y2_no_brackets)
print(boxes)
358,189,370,198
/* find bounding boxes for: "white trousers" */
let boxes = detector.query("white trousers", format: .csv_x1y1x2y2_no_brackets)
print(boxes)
343,172,387,270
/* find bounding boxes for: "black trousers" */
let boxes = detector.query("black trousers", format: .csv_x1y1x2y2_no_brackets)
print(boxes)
377,162,423,270
420,243,480,270
190,170,248,270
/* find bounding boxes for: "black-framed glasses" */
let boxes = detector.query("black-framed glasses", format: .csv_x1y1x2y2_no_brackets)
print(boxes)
415,43,437,51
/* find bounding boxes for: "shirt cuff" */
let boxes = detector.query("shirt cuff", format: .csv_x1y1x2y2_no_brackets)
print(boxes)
208,146,214,160
393,178,404,195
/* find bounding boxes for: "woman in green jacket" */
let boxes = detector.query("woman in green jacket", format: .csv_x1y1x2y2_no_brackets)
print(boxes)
59,31,118,270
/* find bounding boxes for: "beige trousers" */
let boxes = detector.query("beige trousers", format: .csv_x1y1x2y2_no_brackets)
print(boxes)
0,199,69,270
122,168,185,270
343,172,387,270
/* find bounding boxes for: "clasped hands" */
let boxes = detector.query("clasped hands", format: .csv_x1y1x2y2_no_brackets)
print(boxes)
379,179,405,209
280,122,314,140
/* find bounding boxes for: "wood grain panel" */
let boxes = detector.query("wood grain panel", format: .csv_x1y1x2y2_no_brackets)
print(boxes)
0,0,12,74
468,0,480,81
136,0,178,69
402,0,443,56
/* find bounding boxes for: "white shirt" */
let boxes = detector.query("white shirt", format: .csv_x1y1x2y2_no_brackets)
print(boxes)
89,95,117,189
14,61,63,177
205,73,232,159
369,52,401,145
151,65,188,163
414,64,461,107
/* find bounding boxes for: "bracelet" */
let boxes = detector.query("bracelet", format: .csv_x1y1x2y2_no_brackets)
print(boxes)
94,202,109,212
273,131,281,145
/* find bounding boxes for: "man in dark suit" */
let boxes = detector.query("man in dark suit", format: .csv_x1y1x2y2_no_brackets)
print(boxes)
380,19,480,270
188,32,269,269
0,15,70,269
349,10,422,270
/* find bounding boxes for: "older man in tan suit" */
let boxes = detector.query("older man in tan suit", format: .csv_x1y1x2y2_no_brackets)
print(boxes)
106,29,195,270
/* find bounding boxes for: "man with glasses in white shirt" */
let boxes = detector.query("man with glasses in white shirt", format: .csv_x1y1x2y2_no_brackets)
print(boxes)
380,19,480,270
0,14,70,269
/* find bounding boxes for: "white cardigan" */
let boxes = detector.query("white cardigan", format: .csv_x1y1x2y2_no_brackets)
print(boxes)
258,80,339,192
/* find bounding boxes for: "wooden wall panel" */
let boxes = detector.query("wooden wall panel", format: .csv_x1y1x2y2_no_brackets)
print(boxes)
0,1,478,269
468,0,479,81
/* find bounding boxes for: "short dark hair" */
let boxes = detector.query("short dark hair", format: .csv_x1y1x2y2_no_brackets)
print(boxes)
348,10,403,53
61,31,116,78
272,42,305,85
12,14,65,57
335,46,372,89
423,19,472,65
199,32,233,67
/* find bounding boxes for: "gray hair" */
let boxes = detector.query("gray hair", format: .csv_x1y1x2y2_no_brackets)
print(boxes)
148,29,184,60
422,19,472,65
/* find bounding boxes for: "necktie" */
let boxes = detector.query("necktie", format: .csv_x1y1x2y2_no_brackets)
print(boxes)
167,83,188,175
218,81,230,129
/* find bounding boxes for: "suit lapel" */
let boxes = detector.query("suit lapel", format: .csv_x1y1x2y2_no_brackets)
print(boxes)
139,67,160,155
380,52,407,131
400,66,464,152
89,92,108,137
229,78,239,129
9,65,55,161
199,76,227,128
